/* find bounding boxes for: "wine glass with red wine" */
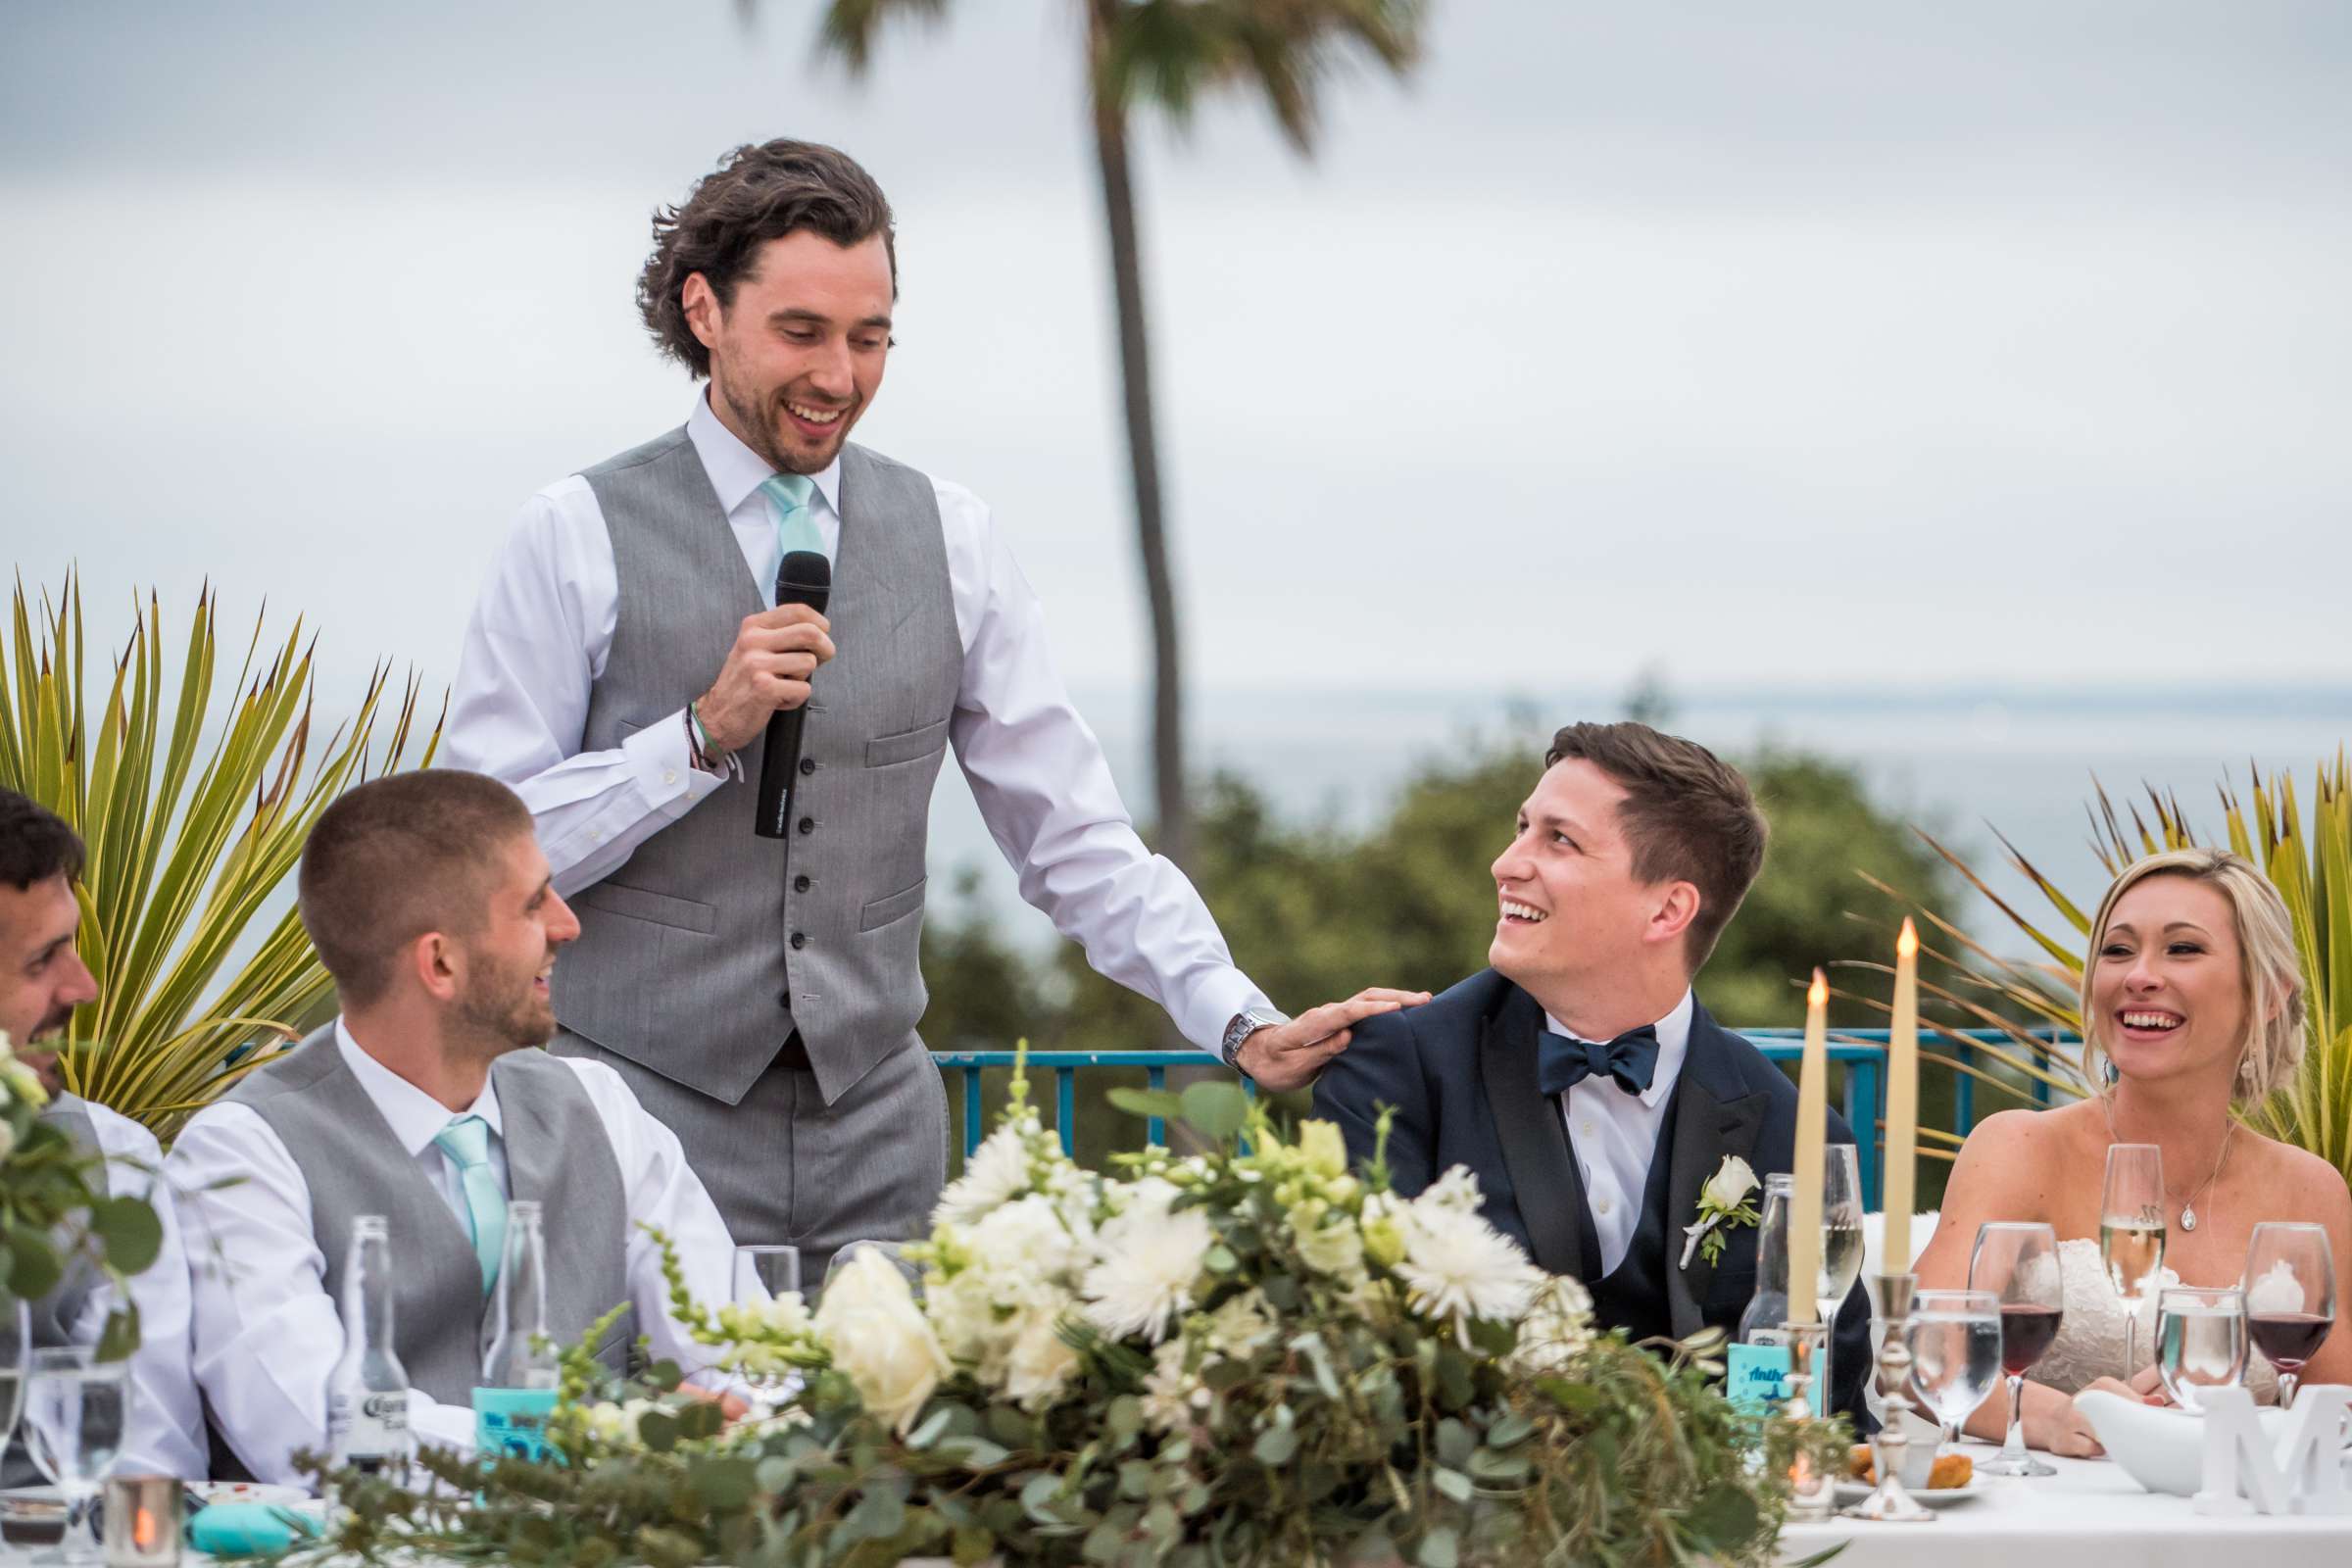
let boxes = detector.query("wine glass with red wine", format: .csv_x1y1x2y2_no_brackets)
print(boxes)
2242,1221,2335,1410
1969,1221,2064,1478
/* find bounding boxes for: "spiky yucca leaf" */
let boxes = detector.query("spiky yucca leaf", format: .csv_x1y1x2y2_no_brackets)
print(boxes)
0,574,440,1140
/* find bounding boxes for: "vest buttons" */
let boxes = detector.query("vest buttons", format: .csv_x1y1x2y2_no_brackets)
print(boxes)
798,816,814,835
799,757,816,775
794,874,810,893
790,932,808,951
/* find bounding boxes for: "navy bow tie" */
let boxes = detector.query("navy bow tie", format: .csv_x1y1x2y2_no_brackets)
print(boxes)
1536,1024,1660,1099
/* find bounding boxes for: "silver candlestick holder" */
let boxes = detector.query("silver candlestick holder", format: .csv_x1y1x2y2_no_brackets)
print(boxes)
1841,1271,1935,1522
1779,1319,1835,1521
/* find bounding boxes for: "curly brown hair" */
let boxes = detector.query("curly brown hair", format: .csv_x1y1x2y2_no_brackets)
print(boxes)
636,140,898,379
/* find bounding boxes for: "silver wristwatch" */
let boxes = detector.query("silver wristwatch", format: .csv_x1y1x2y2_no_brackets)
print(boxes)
1220,1006,1290,1074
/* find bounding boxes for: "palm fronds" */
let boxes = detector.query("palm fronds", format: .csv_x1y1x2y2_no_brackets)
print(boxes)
0,574,440,1140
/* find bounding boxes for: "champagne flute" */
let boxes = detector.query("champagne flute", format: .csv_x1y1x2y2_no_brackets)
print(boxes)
2099,1144,2166,1378
2242,1222,2335,1410
1815,1144,1865,1416
1905,1289,2002,1459
1969,1221,2063,1478
2155,1285,2248,1412
21,1348,127,1566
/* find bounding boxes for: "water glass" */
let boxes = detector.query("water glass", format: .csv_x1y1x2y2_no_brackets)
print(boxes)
732,1245,805,1407
2155,1285,2249,1413
1905,1289,2001,1457
1969,1220,2063,1477
2242,1221,2335,1410
22,1348,128,1566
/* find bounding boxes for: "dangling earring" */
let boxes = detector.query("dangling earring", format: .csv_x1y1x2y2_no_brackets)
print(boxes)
2237,1054,2256,1087
2102,1057,2120,1088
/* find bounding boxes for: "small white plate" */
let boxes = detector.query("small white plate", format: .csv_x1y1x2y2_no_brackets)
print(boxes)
1834,1479,1981,1507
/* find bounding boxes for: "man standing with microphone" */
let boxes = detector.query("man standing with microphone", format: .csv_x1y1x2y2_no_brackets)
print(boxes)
445,140,1418,1275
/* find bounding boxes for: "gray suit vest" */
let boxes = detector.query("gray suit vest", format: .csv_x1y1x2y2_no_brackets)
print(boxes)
559,430,961,1106
221,1028,633,1405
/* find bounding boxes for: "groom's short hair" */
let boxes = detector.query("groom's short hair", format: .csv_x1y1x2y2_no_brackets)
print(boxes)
1544,721,1767,969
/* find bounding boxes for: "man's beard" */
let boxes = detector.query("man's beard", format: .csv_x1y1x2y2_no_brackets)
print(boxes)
451,954,557,1060
716,367,851,475
27,1001,74,1042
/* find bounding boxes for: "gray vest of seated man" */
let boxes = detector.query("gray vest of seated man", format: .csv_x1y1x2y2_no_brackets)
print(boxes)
223,1026,633,1423
1,1098,103,1489
551,430,956,1260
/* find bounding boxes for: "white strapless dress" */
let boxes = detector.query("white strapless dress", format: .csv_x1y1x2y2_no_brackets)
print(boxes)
2034,1237,2278,1399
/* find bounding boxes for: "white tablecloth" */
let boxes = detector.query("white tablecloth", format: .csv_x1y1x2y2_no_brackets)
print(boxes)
1779,1446,2352,1567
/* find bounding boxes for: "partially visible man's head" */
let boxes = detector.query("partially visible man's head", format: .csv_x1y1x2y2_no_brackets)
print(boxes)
0,790,96,1061
1489,722,1768,996
639,139,898,475
298,772,578,1058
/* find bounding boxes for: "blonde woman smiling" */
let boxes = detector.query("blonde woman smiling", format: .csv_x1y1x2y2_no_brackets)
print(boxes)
1916,848,2352,1457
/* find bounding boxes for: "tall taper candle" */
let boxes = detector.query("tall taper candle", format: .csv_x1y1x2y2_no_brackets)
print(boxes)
1884,920,1921,1271
1788,968,1830,1324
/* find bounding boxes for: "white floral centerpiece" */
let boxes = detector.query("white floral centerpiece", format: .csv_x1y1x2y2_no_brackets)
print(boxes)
316,1069,1833,1568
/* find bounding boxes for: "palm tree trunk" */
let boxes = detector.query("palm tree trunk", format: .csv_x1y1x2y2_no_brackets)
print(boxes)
1087,0,1191,869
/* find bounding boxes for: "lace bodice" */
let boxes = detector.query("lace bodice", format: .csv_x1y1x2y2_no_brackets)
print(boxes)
2034,1238,2278,1398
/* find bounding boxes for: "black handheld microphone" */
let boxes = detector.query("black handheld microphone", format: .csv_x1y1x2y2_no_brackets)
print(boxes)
754,549,833,839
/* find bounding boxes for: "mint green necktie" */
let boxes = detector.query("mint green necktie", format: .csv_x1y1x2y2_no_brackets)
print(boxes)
760,474,826,583
432,1113,508,1296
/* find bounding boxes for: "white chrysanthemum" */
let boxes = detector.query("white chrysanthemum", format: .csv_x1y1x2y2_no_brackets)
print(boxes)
1083,1201,1215,1344
1395,1211,1541,1344
1200,1289,1279,1361
1139,1339,1209,1433
970,1193,1085,1283
936,1121,1033,1225
1511,1276,1596,1373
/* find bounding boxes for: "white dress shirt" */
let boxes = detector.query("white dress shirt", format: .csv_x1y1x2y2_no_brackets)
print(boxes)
441,393,1269,1053
69,1100,207,1480
1544,990,1694,1277
165,1022,740,1486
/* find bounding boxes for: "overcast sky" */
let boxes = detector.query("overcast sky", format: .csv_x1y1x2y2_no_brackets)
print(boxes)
4,0,2347,715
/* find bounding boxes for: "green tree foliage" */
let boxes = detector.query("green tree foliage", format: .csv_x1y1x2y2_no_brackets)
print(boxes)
923,729,1961,1051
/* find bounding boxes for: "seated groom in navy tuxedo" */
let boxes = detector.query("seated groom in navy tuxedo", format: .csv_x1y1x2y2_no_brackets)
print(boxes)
1312,720,1873,1427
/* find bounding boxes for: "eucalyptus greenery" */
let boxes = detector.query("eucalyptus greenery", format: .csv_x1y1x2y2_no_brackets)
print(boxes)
306,1080,1838,1567
0,574,440,1138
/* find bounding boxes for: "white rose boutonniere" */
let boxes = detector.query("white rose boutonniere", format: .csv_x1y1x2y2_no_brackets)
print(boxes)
1679,1154,1760,1269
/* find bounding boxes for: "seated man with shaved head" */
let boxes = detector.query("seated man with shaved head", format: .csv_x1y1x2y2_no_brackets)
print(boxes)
169,770,742,1483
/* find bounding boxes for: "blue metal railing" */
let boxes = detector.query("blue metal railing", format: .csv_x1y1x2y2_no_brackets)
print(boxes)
934,1027,2082,1214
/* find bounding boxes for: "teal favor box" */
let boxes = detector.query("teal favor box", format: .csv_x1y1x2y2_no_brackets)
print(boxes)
1725,1343,1791,1413
472,1386,561,1463
186,1502,320,1557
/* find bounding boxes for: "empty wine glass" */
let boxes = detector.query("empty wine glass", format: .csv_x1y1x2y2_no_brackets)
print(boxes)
1815,1144,1864,1416
1969,1221,2063,1477
21,1348,127,1565
1906,1289,2001,1458
2156,1286,2249,1413
0,1296,30,1450
732,1245,805,1408
2242,1222,2335,1410
2098,1144,2166,1378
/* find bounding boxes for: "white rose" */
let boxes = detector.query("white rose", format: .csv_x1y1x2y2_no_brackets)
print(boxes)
1002,1308,1080,1409
1702,1155,1758,1212
813,1249,950,1435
